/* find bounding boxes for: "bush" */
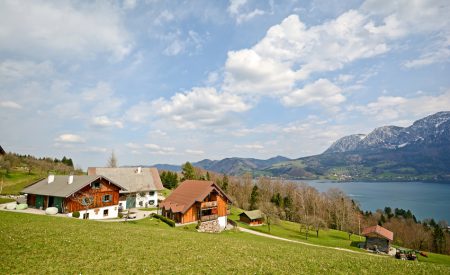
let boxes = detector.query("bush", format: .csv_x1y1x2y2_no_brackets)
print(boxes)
152,214,175,227
118,212,123,219
72,211,80,218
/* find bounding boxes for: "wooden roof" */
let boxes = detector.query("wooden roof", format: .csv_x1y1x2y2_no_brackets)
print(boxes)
239,210,263,220
0,145,5,155
362,225,394,241
159,180,232,214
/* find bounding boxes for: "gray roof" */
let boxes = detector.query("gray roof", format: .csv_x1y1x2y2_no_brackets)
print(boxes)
88,167,164,193
239,210,263,220
21,175,126,198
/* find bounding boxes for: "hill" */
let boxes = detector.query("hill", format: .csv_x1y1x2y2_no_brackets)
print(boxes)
1,211,448,274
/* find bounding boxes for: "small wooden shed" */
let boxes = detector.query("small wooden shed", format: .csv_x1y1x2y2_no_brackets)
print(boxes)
362,225,394,253
239,210,264,226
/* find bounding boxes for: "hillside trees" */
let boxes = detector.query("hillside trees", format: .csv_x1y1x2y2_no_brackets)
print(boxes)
181,162,195,180
160,171,178,189
249,185,259,210
107,151,118,168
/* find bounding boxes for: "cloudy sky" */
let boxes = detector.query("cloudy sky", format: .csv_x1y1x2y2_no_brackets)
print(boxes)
1,0,449,169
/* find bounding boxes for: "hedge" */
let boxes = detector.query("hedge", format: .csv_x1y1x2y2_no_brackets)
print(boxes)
152,214,175,227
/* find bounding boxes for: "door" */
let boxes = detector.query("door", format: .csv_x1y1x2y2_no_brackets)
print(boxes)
126,195,136,209
48,196,54,208
35,195,44,209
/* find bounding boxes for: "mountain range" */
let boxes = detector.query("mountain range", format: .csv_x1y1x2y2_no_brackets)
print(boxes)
154,111,450,181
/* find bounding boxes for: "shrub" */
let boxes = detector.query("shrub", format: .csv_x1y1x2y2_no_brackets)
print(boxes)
152,214,175,227
118,212,123,219
72,211,80,218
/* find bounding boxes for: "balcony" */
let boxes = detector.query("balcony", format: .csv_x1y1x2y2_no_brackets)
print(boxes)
200,214,218,222
201,201,218,209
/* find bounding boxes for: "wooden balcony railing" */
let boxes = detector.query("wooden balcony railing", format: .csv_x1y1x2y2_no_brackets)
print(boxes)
201,201,218,209
200,214,218,222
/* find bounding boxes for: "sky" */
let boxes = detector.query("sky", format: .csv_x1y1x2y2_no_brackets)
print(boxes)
1,0,449,169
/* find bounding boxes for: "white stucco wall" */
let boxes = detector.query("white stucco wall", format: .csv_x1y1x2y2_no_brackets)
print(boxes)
218,216,227,229
67,205,119,220
136,191,159,208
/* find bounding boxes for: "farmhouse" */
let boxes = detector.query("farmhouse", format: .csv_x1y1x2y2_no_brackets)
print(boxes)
239,210,264,226
159,180,232,231
88,167,163,209
362,225,394,253
21,175,127,219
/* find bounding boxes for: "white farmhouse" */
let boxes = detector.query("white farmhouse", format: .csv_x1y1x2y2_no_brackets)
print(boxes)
88,167,164,210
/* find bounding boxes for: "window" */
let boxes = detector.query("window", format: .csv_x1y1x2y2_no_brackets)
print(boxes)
139,201,143,207
149,191,155,196
149,200,155,205
92,181,101,189
103,209,109,216
83,213,89,219
82,196,93,206
102,194,112,202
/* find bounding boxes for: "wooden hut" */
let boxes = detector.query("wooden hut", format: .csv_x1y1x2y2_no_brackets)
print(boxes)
239,210,264,226
362,225,394,253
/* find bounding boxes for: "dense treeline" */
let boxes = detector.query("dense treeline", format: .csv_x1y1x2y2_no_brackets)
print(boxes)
0,152,78,175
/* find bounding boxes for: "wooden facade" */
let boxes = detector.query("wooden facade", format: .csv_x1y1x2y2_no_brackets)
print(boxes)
26,178,120,214
161,187,231,224
239,215,263,226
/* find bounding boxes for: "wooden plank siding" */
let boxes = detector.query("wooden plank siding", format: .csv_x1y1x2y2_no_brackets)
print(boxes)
182,203,199,224
64,178,120,213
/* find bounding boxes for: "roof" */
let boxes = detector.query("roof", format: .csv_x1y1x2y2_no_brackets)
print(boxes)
362,225,394,241
239,210,263,220
159,180,232,214
0,145,5,155
88,167,163,192
21,175,126,198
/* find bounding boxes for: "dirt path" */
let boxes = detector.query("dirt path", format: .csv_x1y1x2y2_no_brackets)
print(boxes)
237,226,381,257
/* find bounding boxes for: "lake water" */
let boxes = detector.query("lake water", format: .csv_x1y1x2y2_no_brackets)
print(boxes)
296,180,450,223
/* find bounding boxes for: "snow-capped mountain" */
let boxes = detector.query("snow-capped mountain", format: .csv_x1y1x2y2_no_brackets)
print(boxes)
324,111,450,153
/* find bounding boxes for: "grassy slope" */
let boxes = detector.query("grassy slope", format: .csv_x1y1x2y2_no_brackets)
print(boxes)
1,211,449,274
1,170,43,195
229,207,450,267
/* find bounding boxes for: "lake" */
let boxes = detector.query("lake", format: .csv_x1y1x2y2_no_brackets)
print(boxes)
297,180,450,223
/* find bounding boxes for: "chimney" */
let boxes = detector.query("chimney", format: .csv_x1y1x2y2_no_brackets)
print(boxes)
137,167,142,174
48,174,55,184
68,175,74,185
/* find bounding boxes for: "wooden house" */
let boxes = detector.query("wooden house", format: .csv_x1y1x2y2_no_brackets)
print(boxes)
0,145,5,155
159,180,232,230
88,167,163,209
21,175,127,219
362,225,394,253
239,210,264,226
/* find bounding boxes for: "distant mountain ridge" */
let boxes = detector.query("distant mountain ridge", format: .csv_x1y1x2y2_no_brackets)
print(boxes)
153,112,450,181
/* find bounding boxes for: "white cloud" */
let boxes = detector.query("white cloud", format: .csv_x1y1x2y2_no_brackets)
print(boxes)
281,79,345,107
91,116,123,129
81,82,123,116
0,100,22,109
0,1,132,60
123,0,137,10
227,0,265,24
235,144,264,149
0,60,53,83
185,149,204,155
162,29,205,56
349,90,450,124
126,87,251,129
83,146,108,153
55,134,86,143
125,142,141,149
154,10,174,25
153,87,251,128
404,37,450,68
144,143,177,155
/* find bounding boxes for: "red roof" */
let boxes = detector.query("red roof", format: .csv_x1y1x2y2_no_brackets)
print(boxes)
362,225,394,241
159,180,231,214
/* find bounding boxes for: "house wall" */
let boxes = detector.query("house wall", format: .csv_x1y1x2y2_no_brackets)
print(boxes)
119,191,159,210
182,203,199,224
216,193,228,217
67,205,118,220
365,237,390,253
240,215,251,224
64,178,120,213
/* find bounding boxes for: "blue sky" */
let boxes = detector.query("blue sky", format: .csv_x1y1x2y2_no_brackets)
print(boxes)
1,0,449,169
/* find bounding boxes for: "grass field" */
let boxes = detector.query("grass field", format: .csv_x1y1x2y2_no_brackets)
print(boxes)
229,207,450,267
0,211,449,274
1,170,44,195
0,197,15,204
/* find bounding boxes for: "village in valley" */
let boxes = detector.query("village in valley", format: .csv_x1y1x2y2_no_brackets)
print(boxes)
1,145,449,273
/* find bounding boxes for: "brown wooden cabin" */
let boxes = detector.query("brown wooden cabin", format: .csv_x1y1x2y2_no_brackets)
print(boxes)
362,225,394,253
22,175,126,215
159,180,232,225
239,210,264,226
